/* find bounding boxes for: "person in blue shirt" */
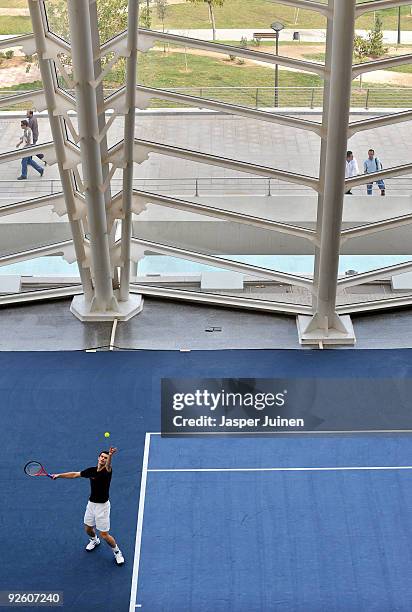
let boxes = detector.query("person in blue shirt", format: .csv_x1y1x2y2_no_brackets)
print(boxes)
363,148,385,196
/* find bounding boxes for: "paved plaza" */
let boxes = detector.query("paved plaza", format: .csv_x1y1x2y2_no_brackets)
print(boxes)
1,110,412,203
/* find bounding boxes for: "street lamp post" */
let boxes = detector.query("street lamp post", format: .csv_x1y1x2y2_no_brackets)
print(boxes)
271,21,284,108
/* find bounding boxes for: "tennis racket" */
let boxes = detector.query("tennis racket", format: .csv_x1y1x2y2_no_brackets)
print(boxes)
24,461,52,478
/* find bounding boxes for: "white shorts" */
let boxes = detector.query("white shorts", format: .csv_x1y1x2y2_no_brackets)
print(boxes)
84,500,111,532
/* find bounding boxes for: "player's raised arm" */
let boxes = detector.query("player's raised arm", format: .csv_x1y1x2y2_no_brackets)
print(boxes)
52,471,81,480
105,447,117,473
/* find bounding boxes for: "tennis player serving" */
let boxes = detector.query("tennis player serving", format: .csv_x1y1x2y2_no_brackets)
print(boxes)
52,447,124,565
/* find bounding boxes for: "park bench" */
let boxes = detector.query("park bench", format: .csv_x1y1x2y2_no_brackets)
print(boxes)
253,31,301,41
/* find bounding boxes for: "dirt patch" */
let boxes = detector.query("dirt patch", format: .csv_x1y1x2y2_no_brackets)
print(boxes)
0,56,25,69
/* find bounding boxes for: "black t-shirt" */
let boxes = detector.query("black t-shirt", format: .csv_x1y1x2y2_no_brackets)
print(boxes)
80,467,112,503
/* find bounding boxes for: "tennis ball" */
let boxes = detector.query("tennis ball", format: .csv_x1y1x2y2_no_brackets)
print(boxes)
104,432,110,438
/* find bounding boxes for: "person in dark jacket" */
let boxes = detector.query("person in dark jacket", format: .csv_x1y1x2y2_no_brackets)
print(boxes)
26,109,44,161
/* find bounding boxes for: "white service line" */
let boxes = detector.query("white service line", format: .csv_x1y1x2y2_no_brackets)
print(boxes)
148,465,412,473
129,432,151,612
146,430,412,436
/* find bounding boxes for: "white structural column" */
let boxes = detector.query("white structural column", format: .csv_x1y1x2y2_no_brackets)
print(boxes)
312,0,333,312
297,0,356,344
120,0,139,301
67,0,118,314
28,0,93,301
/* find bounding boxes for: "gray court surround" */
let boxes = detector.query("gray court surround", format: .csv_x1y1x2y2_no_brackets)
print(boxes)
1,297,412,351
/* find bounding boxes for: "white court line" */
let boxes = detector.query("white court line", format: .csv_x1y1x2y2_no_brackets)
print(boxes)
148,466,412,473
129,432,151,612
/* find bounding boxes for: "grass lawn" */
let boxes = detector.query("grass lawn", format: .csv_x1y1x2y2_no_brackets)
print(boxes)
2,2,412,36
136,50,321,88
0,81,44,92
1,52,409,110
151,2,412,31
0,16,31,35
385,63,412,73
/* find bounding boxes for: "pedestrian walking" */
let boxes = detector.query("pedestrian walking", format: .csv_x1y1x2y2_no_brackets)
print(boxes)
16,120,44,180
364,148,385,196
27,109,44,161
345,150,359,194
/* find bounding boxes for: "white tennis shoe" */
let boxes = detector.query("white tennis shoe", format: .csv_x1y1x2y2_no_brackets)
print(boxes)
85,538,100,551
114,550,125,565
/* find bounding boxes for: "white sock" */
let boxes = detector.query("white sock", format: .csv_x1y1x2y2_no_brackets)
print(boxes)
90,535,98,542
113,545,120,554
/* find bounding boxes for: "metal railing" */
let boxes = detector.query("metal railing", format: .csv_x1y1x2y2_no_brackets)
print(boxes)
1,87,412,110
1,176,412,199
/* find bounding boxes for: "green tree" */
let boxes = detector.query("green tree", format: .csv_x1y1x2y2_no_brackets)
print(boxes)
46,0,127,45
155,0,168,53
155,0,168,32
186,0,224,41
353,17,387,88
353,34,369,88
42,0,128,84
367,15,388,58
139,5,152,29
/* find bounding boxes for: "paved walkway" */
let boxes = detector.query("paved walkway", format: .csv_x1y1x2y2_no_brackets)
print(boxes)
2,27,412,44
1,112,412,199
0,8,29,16
165,28,412,44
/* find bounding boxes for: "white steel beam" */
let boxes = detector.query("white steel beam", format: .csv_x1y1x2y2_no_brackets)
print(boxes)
0,90,46,111
126,139,319,190
0,239,73,267
102,28,325,76
337,260,412,289
356,0,412,17
0,33,35,53
345,163,412,190
0,285,83,307
133,85,322,135
28,0,93,299
353,54,412,78
130,284,312,316
0,193,65,218
139,30,325,76
349,110,412,136
341,214,412,243
300,0,356,342
131,189,318,244
130,237,313,290
0,143,55,166
337,293,412,315
312,0,334,312
119,0,139,301
67,0,118,313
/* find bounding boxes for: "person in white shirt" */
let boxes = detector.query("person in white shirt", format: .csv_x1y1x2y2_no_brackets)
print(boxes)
16,119,44,180
345,150,359,195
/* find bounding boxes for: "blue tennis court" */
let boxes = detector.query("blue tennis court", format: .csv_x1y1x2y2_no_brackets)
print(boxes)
131,433,412,612
3,349,412,611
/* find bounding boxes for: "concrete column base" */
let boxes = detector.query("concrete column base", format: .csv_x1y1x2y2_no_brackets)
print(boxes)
296,314,356,346
70,293,143,322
